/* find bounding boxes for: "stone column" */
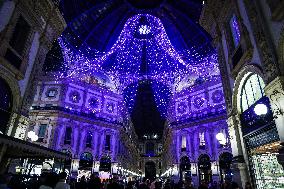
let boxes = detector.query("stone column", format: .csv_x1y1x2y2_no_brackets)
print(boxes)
92,130,99,158
212,128,220,183
176,131,181,162
54,124,64,151
78,129,86,155
99,130,105,158
265,76,284,167
212,128,219,159
111,133,117,160
193,131,198,160
205,129,213,157
227,115,249,189
186,132,192,156
72,125,79,155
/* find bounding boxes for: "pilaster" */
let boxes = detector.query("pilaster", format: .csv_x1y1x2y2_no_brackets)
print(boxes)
186,132,192,156
92,129,99,158
227,115,249,188
111,133,117,161
205,129,213,158
231,157,248,189
176,131,181,162
98,130,105,158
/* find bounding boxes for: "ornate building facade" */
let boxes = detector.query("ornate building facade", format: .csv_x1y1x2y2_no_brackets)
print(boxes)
28,76,140,178
0,0,69,173
200,0,284,188
0,0,65,137
161,78,232,187
2,1,284,188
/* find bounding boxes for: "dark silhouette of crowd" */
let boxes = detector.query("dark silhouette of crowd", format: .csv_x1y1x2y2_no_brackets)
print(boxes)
0,172,251,189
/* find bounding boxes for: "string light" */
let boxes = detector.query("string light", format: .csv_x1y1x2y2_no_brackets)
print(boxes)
54,14,220,116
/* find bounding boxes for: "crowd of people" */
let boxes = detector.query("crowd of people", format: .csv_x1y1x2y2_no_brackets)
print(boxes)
0,172,253,189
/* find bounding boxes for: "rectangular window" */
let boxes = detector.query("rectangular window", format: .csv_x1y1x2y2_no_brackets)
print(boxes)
38,124,47,142
64,127,72,145
229,14,241,48
181,136,187,151
105,135,111,151
218,129,227,148
9,16,31,55
4,48,22,69
86,132,92,148
199,132,206,149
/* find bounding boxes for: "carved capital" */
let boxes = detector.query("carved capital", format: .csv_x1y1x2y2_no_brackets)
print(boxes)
265,76,284,118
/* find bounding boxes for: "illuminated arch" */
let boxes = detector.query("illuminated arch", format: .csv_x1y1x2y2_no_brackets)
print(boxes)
232,64,265,114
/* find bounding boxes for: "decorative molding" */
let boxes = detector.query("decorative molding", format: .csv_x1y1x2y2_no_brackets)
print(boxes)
264,76,284,118
243,0,280,83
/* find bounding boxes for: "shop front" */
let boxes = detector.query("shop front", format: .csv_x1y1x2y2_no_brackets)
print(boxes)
241,96,284,189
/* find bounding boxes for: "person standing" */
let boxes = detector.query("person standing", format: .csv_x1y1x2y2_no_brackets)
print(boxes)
76,176,87,189
54,172,70,189
107,177,122,189
164,179,172,189
88,174,101,189
39,173,58,189
138,178,150,189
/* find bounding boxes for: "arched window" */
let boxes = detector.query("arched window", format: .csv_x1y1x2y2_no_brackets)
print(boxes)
80,152,93,169
240,74,265,112
99,155,111,172
198,154,212,183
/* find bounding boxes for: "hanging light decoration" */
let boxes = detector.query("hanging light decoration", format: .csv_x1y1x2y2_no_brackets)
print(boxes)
55,14,220,116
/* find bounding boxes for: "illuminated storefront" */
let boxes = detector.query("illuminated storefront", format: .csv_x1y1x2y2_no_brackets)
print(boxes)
239,74,284,188
251,149,284,188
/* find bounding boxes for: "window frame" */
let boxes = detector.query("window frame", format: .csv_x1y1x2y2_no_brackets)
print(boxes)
86,131,92,148
240,74,265,112
1,11,34,78
64,127,72,145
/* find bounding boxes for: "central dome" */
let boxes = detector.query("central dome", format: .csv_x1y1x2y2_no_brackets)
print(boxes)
58,14,218,91
59,0,207,52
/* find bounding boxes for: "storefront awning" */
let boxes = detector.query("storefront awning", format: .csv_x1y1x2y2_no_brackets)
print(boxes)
0,135,70,159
